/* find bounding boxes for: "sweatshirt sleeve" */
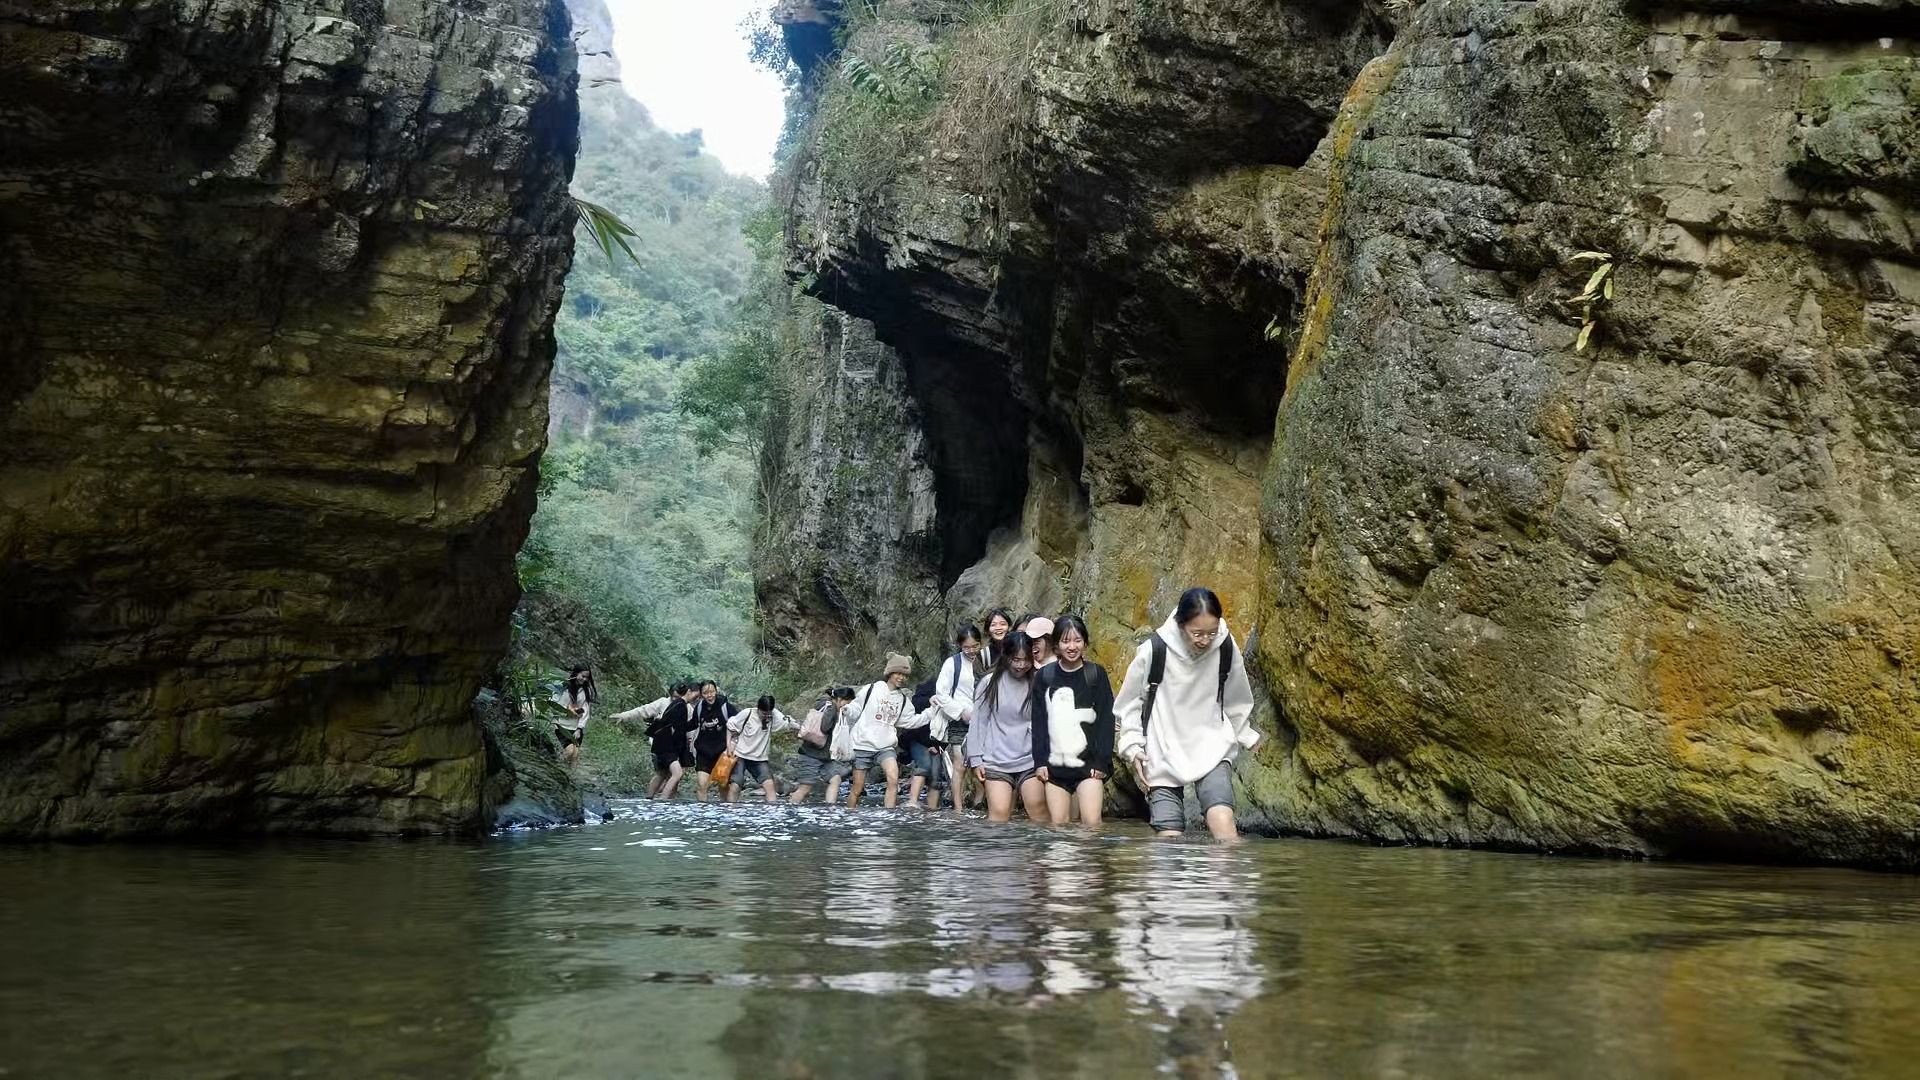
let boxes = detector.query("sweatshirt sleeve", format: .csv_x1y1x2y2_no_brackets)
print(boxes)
1089,664,1117,774
1030,669,1051,769
775,709,800,734
1224,638,1259,750
727,712,746,735
963,694,982,767
1113,643,1152,762
611,697,669,724
933,658,974,723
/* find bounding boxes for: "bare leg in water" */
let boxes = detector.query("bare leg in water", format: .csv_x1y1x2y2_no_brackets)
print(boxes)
1018,775,1050,824
1204,804,1239,841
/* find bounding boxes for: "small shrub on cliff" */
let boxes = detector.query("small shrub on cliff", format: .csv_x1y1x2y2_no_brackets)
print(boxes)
1566,250,1616,352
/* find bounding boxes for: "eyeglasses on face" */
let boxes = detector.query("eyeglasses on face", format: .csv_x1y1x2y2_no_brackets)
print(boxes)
1184,626,1220,641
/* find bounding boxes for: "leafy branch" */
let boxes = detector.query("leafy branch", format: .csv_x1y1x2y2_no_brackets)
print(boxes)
572,195,640,266
1568,250,1615,353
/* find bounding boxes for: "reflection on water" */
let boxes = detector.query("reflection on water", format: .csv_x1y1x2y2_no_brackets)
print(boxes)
4,802,1920,1078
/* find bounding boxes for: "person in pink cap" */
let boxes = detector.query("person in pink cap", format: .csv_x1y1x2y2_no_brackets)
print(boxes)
1022,614,1056,670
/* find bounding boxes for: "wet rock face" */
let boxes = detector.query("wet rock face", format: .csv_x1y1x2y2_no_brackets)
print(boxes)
757,303,947,672
773,0,1386,674
771,0,1919,863
0,0,577,836
1257,0,1920,864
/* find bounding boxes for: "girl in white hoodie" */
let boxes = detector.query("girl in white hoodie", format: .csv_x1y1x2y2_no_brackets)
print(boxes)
1113,588,1260,840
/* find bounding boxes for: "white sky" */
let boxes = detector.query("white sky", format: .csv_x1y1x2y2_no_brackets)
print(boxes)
607,0,787,180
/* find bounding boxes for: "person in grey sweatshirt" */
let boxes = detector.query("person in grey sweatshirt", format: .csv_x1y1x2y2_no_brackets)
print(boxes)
963,630,1050,824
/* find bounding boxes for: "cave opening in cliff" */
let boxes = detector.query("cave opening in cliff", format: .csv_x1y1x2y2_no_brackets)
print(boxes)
1124,270,1298,438
895,338,1031,586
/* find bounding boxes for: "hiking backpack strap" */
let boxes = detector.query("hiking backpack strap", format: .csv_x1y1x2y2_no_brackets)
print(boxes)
947,653,963,696
1218,635,1234,707
1141,634,1168,735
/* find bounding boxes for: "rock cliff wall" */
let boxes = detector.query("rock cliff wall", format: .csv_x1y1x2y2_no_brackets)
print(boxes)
0,0,577,836
762,0,1919,863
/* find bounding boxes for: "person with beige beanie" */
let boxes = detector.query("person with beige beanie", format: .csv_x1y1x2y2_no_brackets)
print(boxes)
845,652,914,808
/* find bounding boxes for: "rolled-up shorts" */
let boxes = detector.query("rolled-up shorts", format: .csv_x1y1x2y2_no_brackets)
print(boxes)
982,766,1037,789
731,757,775,786
789,755,843,787
852,747,897,771
910,743,950,787
1045,765,1099,791
1147,759,1235,833
907,740,939,776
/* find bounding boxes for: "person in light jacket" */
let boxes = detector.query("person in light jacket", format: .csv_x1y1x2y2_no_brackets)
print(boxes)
847,653,914,808
727,695,800,803
965,630,1049,824
550,666,598,767
1113,587,1259,840
935,624,984,813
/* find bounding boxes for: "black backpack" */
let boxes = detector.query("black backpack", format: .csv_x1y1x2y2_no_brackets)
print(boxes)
910,675,937,715
1140,633,1233,735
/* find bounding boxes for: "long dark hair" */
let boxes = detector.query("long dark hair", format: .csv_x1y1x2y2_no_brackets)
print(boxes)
977,630,1034,716
568,666,599,705
952,623,983,674
1174,587,1224,625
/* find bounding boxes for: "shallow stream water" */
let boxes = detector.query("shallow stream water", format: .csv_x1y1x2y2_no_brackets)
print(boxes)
5,800,1920,1078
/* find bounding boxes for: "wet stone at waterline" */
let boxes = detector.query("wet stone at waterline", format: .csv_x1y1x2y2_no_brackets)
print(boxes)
4,804,1920,1078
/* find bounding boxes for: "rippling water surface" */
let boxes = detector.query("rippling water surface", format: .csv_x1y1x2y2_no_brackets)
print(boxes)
6,801,1920,1078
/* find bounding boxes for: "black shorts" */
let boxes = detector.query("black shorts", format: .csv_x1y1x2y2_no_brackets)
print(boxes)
1045,765,1100,791
695,748,725,773
651,746,680,770
553,725,582,747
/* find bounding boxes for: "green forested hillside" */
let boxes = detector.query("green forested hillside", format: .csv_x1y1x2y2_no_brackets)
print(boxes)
510,77,769,726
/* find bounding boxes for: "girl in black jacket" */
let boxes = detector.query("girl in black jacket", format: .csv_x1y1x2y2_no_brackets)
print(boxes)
691,680,734,802
645,684,700,800
1031,616,1116,828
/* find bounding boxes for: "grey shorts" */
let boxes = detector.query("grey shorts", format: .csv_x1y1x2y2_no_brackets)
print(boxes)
1147,759,1235,833
852,748,898,771
789,755,845,786
731,757,774,786
982,767,1037,789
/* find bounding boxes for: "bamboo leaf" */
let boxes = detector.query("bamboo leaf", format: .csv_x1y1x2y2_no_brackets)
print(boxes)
1570,250,1612,263
570,195,640,266
1576,321,1594,352
1581,263,1613,297
1603,276,1615,301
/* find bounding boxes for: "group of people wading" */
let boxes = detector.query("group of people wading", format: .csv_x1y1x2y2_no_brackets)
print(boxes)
581,587,1259,838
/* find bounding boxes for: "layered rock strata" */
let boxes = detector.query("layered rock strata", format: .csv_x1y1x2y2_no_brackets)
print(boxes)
763,0,1920,863
0,0,577,836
